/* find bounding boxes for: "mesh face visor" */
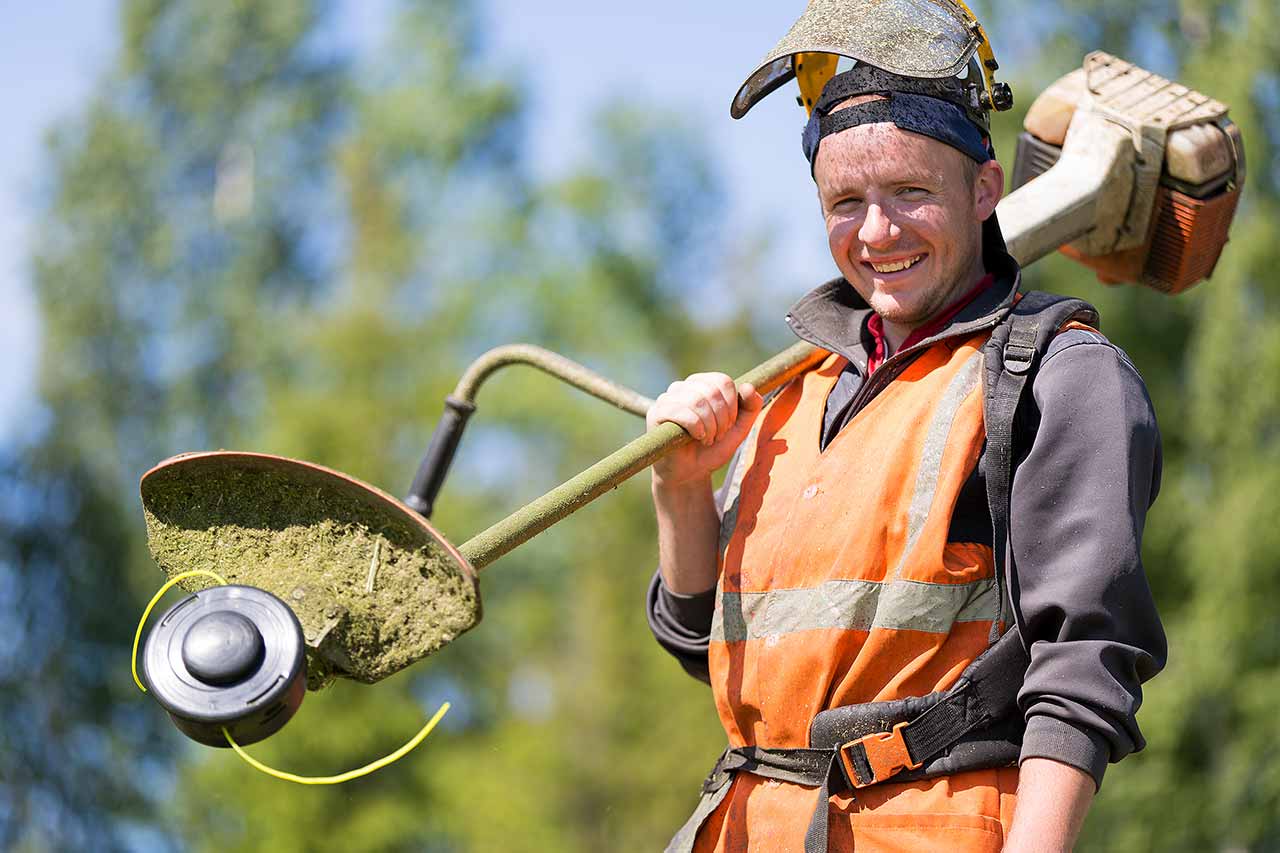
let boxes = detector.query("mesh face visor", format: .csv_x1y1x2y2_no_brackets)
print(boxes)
801,65,993,176
732,0,980,119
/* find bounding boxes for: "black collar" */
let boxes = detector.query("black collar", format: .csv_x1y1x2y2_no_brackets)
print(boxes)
784,249,1022,372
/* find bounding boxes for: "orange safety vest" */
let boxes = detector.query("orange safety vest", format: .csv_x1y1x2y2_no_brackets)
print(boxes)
694,330,1018,852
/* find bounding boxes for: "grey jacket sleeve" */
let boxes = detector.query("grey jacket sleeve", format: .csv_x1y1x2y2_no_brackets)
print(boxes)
646,573,714,683
1012,329,1167,788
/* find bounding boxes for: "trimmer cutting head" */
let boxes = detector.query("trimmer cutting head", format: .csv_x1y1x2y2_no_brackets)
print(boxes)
140,452,480,688
143,583,307,746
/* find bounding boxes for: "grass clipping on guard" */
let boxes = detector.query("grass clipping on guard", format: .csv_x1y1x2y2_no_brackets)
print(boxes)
141,453,480,689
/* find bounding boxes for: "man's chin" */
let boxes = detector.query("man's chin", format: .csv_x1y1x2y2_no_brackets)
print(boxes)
866,292,932,327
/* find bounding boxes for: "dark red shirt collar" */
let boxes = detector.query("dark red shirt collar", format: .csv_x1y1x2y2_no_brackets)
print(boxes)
865,273,995,374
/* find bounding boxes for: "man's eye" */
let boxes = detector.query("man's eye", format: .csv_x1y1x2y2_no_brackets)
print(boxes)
897,186,928,197
832,196,863,210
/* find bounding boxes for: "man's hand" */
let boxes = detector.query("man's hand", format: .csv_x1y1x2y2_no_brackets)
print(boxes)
1003,757,1096,852
647,373,764,489
648,373,763,595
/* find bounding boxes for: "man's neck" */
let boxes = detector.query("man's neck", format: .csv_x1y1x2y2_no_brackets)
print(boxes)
871,268,994,366
895,265,990,353
881,320,913,359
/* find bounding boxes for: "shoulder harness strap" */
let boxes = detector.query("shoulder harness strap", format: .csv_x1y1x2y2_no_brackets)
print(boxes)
982,290,1099,647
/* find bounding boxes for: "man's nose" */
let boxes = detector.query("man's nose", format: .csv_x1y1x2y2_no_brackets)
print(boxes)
858,202,899,247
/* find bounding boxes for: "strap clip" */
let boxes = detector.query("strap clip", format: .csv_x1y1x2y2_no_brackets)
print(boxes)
839,721,923,789
1002,342,1037,375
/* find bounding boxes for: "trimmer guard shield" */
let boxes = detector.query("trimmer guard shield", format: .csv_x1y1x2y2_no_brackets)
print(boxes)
140,451,480,687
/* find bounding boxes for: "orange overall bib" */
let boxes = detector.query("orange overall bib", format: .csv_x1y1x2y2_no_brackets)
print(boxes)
690,332,1018,852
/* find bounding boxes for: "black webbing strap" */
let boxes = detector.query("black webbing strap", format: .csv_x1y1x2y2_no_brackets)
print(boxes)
810,63,984,127
702,744,834,792
664,745,838,853
669,631,1031,853
666,744,843,853
982,292,1098,642
825,625,1029,788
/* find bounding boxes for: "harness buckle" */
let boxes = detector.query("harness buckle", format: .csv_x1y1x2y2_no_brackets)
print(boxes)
839,721,923,788
1002,342,1037,374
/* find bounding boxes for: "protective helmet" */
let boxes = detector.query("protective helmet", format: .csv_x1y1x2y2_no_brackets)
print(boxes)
730,0,1012,120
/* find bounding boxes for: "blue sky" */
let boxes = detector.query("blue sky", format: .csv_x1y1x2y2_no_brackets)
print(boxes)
1,1,115,445
0,1,849,448
483,0,837,276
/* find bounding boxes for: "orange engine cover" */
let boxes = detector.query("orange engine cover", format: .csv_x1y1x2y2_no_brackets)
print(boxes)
1013,130,1242,295
1143,184,1242,294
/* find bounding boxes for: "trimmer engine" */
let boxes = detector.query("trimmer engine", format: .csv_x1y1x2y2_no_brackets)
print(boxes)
1012,52,1244,294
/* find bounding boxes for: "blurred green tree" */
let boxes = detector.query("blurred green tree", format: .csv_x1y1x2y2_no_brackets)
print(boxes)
9,0,1279,849
163,2,769,849
985,0,1280,848
6,0,762,849
2,0,351,847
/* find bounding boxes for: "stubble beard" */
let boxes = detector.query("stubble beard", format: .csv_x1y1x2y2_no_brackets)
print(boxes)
874,238,984,329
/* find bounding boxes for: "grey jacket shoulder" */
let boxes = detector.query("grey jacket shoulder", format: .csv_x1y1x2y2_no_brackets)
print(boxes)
1043,325,1142,374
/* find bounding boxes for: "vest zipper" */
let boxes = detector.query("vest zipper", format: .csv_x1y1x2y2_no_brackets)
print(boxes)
842,346,925,422
839,314,1003,426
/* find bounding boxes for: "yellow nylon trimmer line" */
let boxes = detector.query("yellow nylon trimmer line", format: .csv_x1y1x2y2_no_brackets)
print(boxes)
132,569,449,785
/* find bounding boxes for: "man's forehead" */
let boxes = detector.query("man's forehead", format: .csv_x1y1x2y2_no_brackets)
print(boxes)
814,124,956,187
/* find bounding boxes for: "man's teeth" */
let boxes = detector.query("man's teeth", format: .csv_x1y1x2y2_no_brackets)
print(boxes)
870,255,924,273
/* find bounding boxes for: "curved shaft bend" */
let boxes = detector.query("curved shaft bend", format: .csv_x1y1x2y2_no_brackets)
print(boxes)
451,344,654,415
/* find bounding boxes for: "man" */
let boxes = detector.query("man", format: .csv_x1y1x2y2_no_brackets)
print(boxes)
645,61,1166,853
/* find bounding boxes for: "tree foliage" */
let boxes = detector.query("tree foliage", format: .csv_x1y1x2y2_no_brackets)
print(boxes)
5,0,751,849
4,0,1279,849
3,0,350,847
987,0,1280,847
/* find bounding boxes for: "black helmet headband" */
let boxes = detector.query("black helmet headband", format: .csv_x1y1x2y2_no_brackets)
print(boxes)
802,65,993,176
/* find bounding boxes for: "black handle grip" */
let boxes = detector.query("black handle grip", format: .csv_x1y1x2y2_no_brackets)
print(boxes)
404,396,477,518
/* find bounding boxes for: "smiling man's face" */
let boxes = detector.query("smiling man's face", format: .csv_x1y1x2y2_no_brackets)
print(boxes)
814,112,1004,344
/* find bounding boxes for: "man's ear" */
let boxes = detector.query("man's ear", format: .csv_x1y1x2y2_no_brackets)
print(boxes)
975,159,1004,220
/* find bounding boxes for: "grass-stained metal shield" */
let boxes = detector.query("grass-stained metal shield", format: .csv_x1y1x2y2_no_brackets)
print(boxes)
140,452,480,688
732,0,980,119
